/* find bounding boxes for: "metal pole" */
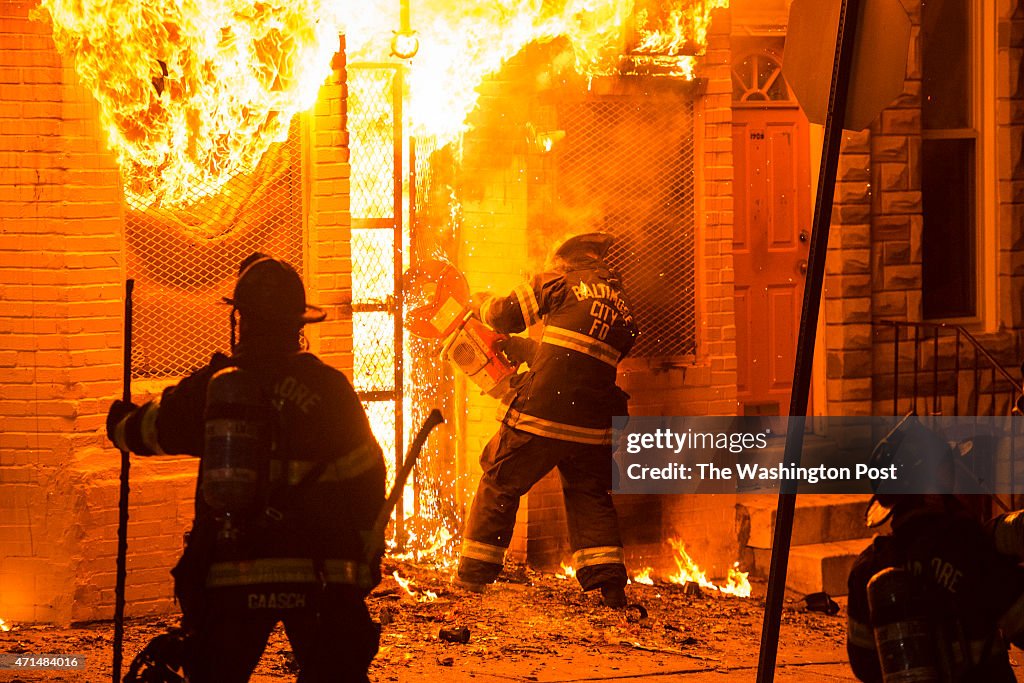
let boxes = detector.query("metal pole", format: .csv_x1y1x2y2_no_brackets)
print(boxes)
393,66,406,548
892,323,899,415
409,136,421,525
755,0,862,680
112,278,134,683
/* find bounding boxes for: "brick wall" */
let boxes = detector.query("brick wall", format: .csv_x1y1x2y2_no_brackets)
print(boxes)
650,8,741,579
0,4,350,624
307,43,354,371
0,0,129,623
455,45,545,520
453,45,555,560
824,129,875,416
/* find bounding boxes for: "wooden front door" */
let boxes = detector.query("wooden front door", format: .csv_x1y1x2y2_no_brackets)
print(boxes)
732,105,812,415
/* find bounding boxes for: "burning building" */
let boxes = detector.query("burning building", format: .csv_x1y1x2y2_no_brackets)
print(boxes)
1,0,1023,632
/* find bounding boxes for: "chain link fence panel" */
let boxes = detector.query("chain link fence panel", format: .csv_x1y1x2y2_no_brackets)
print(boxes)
556,95,697,359
125,119,305,379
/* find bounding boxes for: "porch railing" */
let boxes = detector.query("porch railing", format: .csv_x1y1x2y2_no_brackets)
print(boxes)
876,320,1024,509
876,320,1023,417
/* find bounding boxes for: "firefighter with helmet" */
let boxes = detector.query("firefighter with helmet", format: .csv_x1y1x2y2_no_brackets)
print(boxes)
107,253,386,682
454,232,638,608
846,415,1024,682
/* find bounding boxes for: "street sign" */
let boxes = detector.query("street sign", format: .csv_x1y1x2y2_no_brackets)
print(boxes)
782,0,911,131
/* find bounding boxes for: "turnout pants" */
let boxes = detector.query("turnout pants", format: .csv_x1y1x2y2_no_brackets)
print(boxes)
186,586,379,683
457,425,627,591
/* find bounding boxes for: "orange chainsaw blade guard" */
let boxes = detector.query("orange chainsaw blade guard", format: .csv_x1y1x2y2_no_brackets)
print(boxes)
404,260,471,340
405,259,517,397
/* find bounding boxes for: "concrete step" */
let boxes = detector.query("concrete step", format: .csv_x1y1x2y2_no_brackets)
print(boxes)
740,493,875,548
751,538,873,596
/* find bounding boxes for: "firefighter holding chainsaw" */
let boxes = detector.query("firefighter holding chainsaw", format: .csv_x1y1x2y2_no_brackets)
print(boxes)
107,254,386,683
846,416,1024,682
454,232,638,608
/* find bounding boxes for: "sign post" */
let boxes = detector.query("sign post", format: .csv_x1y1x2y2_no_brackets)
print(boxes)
755,0,910,681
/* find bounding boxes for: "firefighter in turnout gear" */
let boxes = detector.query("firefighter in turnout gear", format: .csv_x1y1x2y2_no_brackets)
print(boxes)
454,233,638,608
107,254,386,683
846,417,1024,682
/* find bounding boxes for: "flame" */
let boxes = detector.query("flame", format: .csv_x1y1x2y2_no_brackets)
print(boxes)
341,0,631,145
632,567,654,585
634,0,727,54
555,562,576,579
36,0,337,208
39,0,726,205
631,0,728,78
0,618,10,632
392,570,438,602
392,528,457,566
667,539,750,598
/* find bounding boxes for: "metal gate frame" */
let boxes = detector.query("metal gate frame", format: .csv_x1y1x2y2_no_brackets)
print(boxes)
348,63,406,543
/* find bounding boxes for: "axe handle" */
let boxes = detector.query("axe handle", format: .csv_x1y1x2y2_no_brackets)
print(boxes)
372,409,445,541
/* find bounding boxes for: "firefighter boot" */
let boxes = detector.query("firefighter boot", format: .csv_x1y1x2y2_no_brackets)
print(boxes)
450,575,487,593
600,584,627,608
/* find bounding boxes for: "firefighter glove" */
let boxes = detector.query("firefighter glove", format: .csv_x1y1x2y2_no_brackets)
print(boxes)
496,335,539,367
468,292,493,321
106,399,138,448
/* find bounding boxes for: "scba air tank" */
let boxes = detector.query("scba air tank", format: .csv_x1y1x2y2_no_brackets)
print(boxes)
867,566,942,683
203,366,271,513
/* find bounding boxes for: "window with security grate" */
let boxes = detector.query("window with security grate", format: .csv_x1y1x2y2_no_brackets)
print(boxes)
125,118,305,379
555,94,697,359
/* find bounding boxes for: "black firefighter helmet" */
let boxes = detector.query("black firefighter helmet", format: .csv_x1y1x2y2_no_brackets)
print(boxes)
864,414,956,527
124,628,190,682
551,232,615,271
222,253,326,325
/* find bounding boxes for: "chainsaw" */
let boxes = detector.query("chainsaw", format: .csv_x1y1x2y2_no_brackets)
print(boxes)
405,259,517,398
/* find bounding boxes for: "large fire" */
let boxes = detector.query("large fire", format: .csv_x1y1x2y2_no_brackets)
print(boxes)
37,0,727,206
35,0,337,207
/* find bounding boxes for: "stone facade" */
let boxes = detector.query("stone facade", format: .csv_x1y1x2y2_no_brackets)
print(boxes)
823,1,1024,417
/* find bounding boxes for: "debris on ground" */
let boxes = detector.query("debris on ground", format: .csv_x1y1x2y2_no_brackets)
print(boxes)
0,559,854,682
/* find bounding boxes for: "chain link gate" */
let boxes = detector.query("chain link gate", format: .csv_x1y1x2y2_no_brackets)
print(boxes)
347,63,407,542
125,119,305,380
555,91,697,359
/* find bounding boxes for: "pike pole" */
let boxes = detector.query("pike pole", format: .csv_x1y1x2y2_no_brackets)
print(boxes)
755,1,861,681
369,409,445,557
113,279,134,683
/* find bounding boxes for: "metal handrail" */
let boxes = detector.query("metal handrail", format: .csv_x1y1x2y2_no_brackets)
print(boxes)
876,320,1023,416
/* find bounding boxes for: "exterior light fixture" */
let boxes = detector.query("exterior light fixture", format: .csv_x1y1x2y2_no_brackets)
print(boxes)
391,30,419,59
